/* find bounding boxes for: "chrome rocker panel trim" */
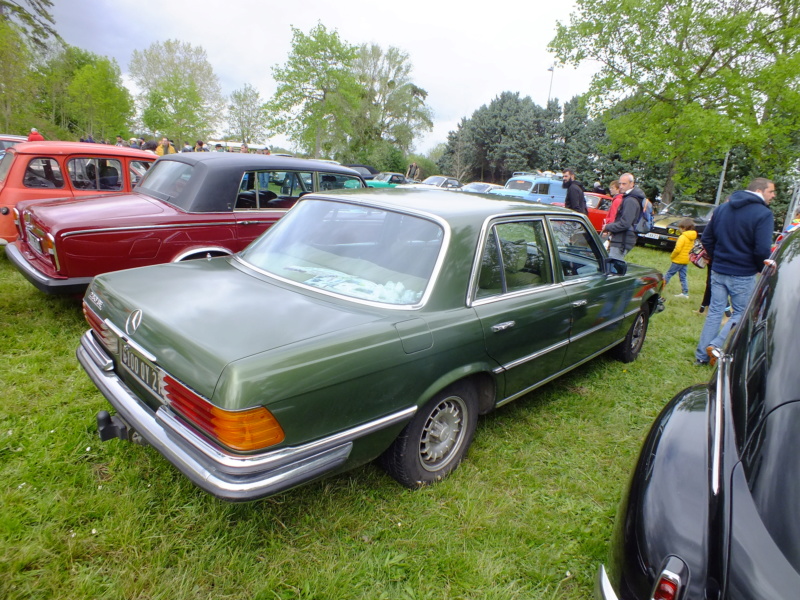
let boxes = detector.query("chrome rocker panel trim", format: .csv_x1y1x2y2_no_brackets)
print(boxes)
77,331,417,501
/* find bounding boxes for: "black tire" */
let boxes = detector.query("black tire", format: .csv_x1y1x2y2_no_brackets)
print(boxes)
381,382,478,488
612,308,649,363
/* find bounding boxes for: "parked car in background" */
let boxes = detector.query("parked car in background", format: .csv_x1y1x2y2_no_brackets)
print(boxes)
344,164,379,180
0,134,27,152
366,172,411,188
396,175,461,190
638,200,715,249
461,182,503,194
78,189,664,501
0,141,156,245
553,192,612,232
597,229,800,600
6,153,364,295
489,173,567,204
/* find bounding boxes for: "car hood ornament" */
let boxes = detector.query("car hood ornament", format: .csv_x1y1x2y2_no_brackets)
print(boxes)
125,309,143,335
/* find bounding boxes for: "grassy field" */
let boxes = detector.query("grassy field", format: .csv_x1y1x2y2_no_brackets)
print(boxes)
0,246,713,600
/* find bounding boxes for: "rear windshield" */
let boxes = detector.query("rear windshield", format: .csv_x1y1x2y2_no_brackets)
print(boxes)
136,160,194,207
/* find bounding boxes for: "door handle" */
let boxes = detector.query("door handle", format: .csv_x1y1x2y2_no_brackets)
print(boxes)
491,321,516,332
572,300,587,307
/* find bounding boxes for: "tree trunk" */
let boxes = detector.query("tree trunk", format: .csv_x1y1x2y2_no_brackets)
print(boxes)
662,159,677,204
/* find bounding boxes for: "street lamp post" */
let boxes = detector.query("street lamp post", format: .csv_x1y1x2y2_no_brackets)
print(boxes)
546,65,555,106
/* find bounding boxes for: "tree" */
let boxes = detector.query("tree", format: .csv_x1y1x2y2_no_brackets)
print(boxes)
0,18,34,132
67,57,133,141
550,0,800,202
225,83,269,145
37,45,97,132
0,0,58,49
129,40,224,143
267,23,360,158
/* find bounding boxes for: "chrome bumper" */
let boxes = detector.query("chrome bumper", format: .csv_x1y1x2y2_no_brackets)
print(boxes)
5,242,92,294
77,331,416,501
595,565,620,600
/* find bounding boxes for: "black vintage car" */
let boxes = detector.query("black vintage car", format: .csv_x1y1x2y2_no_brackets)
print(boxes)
637,200,715,249
597,228,800,600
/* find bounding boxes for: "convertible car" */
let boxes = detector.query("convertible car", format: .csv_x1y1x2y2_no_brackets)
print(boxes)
78,189,663,501
637,200,715,249
6,153,364,294
597,229,800,599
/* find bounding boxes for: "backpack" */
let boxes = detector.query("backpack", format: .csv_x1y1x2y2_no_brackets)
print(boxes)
634,198,654,234
689,239,709,268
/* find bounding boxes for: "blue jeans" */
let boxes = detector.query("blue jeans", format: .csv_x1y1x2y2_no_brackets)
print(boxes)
664,262,688,294
695,270,755,362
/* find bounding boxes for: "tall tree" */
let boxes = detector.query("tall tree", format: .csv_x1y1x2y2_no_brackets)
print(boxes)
550,0,800,202
67,57,133,141
225,83,269,145
129,40,224,143
0,18,34,131
0,0,58,49
37,45,96,132
267,23,360,158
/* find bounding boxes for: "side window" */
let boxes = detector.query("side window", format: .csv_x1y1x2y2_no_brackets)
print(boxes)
476,220,552,299
67,158,122,191
319,173,363,190
129,161,151,187
549,219,604,278
24,157,64,189
531,183,550,195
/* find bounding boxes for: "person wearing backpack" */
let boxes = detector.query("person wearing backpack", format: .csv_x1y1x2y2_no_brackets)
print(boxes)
601,173,645,261
664,218,696,298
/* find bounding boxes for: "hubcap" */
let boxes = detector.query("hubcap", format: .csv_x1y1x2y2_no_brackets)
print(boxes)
631,314,645,351
419,395,467,472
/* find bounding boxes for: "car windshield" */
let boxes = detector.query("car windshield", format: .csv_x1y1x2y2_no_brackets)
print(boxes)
374,173,396,182
463,183,491,193
136,160,194,207
506,179,534,192
421,176,446,186
239,199,444,306
664,202,714,219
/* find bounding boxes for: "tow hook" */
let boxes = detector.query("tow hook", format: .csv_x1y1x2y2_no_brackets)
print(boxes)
96,410,146,445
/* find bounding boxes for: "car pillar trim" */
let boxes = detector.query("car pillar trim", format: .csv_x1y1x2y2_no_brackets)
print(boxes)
78,331,417,499
712,353,730,496
60,221,239,239
496,337,628,408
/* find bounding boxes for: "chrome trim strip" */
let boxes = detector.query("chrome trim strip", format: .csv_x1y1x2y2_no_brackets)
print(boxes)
595,565,620,600
492,339,570,374
569,308,638,343
712,352,729,496
471,282,563,307
77,330,417,501
171,246,233,262
80,332,114,372
495,337,624,408
62,221,238,239
105,320,157,362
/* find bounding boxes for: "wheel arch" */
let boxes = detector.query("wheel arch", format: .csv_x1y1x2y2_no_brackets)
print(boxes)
416,366,497,416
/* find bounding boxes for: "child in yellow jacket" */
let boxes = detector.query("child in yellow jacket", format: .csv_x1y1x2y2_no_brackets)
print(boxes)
665,218,697,298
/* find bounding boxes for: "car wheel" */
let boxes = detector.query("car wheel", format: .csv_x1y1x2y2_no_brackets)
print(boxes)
612,308,649,363
381,382,478,488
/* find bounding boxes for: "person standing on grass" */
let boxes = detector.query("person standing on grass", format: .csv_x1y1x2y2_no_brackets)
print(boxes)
601,173,644,261
694,178,775,366
664,218,696,299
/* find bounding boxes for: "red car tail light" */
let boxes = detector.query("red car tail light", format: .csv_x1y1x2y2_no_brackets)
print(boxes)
83,303,116,353
651,570,680,600
163,375,285,452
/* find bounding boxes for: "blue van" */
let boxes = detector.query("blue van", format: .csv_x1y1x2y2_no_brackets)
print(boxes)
489,174,566,204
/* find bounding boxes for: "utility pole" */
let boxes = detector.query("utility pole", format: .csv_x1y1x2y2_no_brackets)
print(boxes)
547,65,555,106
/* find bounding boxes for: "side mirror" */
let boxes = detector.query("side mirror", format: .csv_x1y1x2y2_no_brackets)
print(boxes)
605,258,627,276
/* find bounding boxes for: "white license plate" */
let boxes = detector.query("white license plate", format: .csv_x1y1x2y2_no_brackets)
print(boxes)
643,232,660,239
119,341,162,396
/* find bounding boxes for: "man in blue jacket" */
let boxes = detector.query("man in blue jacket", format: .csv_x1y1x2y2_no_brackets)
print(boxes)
695,178,775,365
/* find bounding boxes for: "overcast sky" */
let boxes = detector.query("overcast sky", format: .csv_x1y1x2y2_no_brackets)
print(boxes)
49,0,598,153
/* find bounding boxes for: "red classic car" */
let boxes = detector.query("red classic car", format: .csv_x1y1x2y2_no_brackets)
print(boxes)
553,192,612,232
5,153,365,294
0,141,156,245
0,133,28,152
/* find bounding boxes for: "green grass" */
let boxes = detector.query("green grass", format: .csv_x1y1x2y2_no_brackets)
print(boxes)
0,247,712,599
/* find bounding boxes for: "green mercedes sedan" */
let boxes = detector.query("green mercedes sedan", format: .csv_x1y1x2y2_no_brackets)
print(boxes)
77,188,664,501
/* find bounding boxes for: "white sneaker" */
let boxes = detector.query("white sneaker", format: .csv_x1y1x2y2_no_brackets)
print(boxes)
674,293,689,299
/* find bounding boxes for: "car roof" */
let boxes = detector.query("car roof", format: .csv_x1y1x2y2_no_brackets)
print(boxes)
0,134,28,142
9,141,155,158
162,151,361,175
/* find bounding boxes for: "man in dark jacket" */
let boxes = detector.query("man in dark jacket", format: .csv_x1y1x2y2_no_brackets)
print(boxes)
601,172,644,260
562,169,588,215
695,177,775,365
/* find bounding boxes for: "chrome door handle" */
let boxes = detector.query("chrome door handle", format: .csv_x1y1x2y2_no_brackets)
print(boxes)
491,321,516,332
572,300,587,307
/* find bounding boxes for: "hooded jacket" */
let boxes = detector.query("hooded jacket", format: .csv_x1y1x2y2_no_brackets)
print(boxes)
670,229,697,265
605,186,646,252
701,190,773,276
564,180,588,214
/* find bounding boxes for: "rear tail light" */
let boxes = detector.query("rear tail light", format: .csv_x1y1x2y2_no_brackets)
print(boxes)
651,569,680,600
163,375,285,452
83,303,116,353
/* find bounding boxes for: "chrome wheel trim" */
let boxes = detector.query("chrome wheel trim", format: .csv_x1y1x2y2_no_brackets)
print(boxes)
419,395,468,472
630,313,646,352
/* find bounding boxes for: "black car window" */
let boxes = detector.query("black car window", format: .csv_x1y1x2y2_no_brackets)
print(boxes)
68,158,123,191
476,219,552,299
548,219,603,279
24,157,64,189
319,173,363,191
